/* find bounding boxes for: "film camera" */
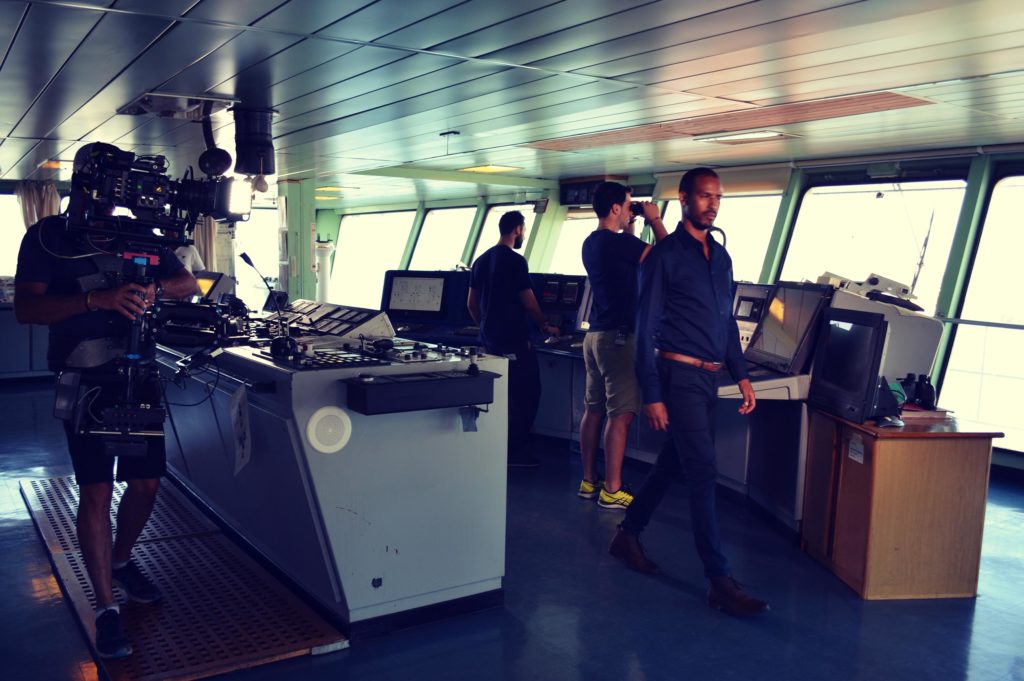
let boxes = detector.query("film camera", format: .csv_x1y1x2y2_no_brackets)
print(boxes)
66,142,251,251
629,201,645,218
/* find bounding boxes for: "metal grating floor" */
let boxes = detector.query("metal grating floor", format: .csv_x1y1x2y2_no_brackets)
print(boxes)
22,477,348,680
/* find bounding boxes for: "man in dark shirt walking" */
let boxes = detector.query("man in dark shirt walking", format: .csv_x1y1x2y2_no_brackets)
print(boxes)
608,168,769,616
468,210,558,467
578,182,667,509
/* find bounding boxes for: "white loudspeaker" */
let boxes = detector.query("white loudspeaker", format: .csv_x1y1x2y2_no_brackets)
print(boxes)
306,406,353,454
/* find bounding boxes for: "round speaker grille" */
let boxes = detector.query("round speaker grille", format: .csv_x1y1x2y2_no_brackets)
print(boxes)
306,406,352,454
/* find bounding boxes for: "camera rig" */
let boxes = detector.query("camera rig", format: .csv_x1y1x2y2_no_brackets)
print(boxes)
59,141,254,456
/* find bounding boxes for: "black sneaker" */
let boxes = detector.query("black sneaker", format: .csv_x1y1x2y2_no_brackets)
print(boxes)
95,609,132,659
112,560,162,604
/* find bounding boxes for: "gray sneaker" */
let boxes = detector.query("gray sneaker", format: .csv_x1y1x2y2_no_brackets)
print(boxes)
112,560,162,604
95,609,132,659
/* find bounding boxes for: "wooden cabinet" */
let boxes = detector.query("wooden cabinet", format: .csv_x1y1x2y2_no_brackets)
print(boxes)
802,410,1001,599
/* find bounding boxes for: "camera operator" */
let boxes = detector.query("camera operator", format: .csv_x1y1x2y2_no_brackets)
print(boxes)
14,148,198,659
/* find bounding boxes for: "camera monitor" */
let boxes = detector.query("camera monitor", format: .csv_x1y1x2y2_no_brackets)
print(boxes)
192,270,233,302
746,282,832,375
808,308,889,424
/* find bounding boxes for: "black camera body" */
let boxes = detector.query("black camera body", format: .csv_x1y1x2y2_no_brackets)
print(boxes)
629,201,644,218
66,142,249,254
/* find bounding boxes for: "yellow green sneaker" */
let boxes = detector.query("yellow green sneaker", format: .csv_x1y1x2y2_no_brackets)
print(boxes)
598,486,633,510
578,479,604,500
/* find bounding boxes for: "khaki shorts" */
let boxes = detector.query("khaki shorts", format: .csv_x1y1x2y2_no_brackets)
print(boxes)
583,330,641,417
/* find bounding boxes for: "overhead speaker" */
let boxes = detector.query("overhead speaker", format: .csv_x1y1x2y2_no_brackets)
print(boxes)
306,406,352,454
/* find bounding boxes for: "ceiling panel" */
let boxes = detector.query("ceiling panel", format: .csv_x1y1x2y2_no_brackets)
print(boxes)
321,0,472,43
665,31,1024,98
10,12,178,139
253,0,375,34
49,21,262,140
733,47,1024,104
381,0,560,51
429,0,642,59
0,3,105,134
1,0,1024,191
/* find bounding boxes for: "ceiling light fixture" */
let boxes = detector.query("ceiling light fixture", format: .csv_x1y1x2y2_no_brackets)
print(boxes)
693,130,799,144
316,186,345,193
458,165,522,173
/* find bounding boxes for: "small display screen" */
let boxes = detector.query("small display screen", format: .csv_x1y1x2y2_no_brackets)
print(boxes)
195,276,216,297
561,281,579,305
819,321,877,392
388,276,445,313
541,281,559,304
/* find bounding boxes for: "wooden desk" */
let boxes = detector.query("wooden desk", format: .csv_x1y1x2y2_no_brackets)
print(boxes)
802,410,1003,600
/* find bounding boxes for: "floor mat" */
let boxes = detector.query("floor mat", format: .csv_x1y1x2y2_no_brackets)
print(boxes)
22,477,348,680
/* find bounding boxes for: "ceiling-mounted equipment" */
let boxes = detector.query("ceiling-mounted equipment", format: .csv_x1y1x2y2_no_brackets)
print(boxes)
117,92,237,120
232,107,276,177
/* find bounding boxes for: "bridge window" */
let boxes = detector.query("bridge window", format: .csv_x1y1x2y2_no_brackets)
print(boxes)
328,211,415,309
781,180,966,315
234,208,282,310
662,193,782,283
0,195,21,277
548,197,652,276
941,176,1024,452
409,207,477,270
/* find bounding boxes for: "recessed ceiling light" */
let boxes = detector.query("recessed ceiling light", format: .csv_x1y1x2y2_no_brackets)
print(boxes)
314,195,339,201
316,186,345,193
693,130,799,144
458,165,522,173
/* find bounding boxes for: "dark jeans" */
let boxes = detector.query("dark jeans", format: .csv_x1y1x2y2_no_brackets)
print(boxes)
499,346,540,462
620,360,730,578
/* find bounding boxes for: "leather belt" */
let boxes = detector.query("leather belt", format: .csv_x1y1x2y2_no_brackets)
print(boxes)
656,349,723,372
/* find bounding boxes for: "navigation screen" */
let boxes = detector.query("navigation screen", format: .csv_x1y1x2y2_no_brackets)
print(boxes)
747,284,830,374
388,276,444,312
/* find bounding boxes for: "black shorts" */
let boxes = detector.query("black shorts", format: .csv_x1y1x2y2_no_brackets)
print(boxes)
62,370,167,486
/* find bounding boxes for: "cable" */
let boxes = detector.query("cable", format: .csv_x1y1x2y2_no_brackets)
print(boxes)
164,358,222,407
160,377,193,480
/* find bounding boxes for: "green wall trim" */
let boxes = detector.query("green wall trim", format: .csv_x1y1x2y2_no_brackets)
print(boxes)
280,179,317,299
398,203,426,269
460,198,489,267
758,168,804,284
931,154,994,382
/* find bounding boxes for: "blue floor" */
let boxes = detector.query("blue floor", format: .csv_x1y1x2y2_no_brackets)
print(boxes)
3,377,1022,681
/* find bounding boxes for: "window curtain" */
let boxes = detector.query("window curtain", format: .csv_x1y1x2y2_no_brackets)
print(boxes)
193,216,217,268
14,181,61,228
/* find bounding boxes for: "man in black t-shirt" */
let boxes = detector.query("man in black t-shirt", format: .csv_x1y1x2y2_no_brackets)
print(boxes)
578,182,667,508
15,208,197,659
468,210,558,467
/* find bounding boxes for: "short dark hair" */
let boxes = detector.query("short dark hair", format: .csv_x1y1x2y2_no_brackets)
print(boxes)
678,167,719,196
592,181,630,218
498,210,525,235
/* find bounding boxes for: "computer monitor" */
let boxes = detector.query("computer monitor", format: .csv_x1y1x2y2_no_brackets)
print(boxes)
808,308,889,424
746,282,832,374
381,271,448,323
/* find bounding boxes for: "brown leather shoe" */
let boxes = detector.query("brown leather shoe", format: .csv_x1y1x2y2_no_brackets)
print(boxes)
707,576,770,616
608,528,659,574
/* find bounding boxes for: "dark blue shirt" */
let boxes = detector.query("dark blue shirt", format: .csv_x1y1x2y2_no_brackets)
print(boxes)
581,229,647,331
470,245,533,354
16,216,185,370
635,225,747,404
